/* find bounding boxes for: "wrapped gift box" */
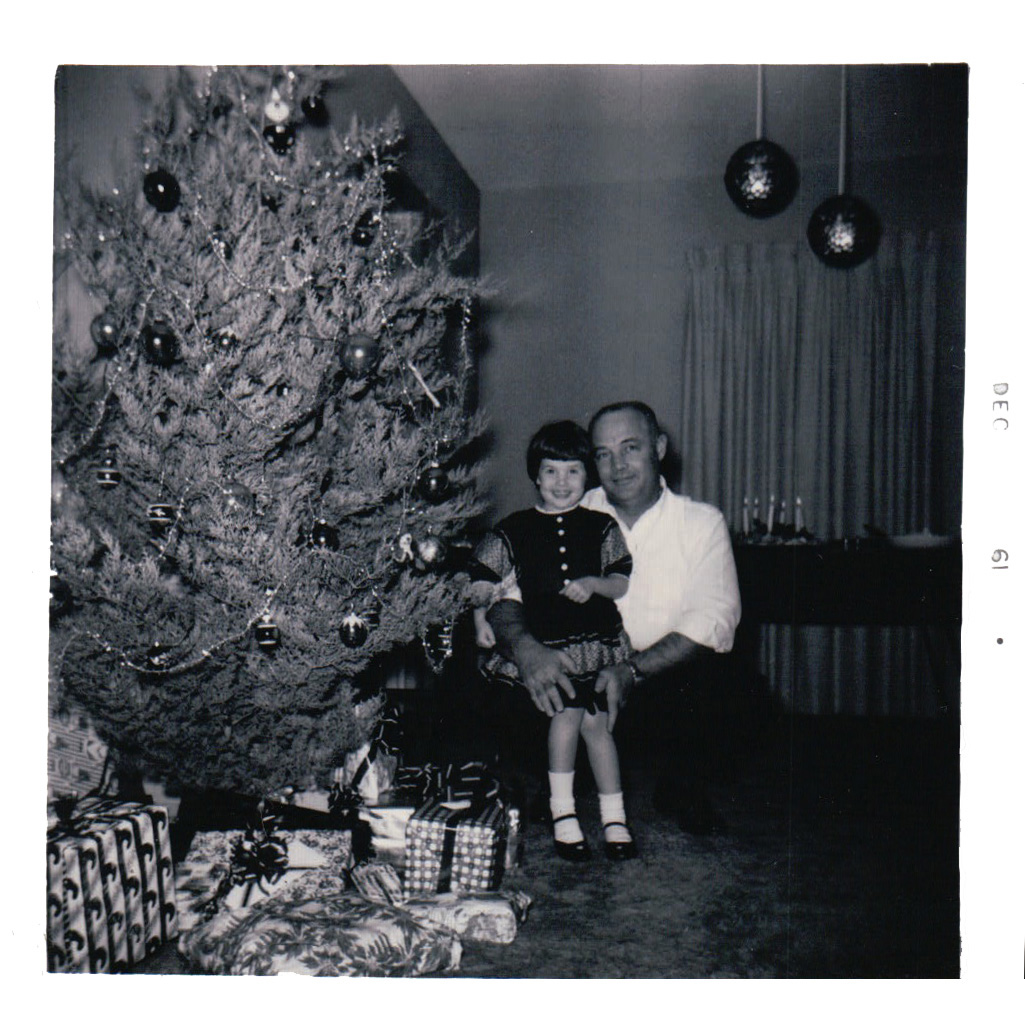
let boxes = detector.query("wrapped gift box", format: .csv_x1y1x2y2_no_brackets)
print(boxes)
178,891,462,976
334,741,398,806
46,799,177,973
175,828,354,935
47,704,113,801
403,797,507,897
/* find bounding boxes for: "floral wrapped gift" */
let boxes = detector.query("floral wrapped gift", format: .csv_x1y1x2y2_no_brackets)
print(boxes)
403,796,507,898
175,825,353,935
178,892,462,976
46,798,177,972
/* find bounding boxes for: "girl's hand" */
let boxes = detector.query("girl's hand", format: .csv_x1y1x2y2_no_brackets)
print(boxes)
476,621,496,649
560,577,596,603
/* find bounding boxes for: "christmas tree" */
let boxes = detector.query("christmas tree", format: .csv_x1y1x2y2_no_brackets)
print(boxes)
50,66,487,796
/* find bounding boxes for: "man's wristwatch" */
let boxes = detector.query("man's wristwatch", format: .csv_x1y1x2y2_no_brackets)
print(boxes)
624,659,644,687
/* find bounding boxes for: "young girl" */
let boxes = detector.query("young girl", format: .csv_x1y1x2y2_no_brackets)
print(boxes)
468,420,637,862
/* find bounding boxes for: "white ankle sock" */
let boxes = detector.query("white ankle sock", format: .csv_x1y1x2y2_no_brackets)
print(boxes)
549,771,584,844
599,791,632,844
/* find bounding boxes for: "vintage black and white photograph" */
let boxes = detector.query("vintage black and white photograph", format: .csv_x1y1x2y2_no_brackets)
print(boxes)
26,43,1018,997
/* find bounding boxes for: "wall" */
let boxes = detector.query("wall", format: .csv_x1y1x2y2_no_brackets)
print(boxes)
476,66,967,527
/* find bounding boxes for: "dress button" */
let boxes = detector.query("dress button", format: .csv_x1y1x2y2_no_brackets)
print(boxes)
561,563,568,571
556,516,563,523
563,579,571,586
559,546,566,553
557,529,565,536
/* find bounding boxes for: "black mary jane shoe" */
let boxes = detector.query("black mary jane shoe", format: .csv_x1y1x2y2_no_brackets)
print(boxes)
602,822,638,861
552,814,592,862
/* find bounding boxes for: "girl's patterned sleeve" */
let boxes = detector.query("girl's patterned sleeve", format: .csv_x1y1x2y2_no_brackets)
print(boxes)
466,530,516,608
600,518,633,579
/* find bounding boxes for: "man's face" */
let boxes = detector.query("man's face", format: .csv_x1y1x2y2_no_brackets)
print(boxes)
590,408,666,512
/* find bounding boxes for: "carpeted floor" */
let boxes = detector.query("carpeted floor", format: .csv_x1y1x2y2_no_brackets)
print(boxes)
132,709,960,978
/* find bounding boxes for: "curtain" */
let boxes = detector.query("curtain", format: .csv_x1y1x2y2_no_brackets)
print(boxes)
679,235,957,716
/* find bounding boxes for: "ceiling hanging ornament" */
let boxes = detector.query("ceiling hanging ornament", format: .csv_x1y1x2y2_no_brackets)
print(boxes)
807,66,881,269
724,66,798,218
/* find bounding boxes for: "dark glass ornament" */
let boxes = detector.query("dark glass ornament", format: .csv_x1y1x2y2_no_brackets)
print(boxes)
339,334,380,379
210,328,239,354
90,311,120,354
49,570,73,621
339,611,369,648
806,194,881,269
255,615,280,651
141,319,179,367
260,191,282,212
724,139,798,218
223,481,254,513
147,503,177,534
96,454,122,489
351,210,377,247
143,169,181,213
416,534,447,567
301,94,330,127
310,518,340,550
263,123,297,155
417,463,449,504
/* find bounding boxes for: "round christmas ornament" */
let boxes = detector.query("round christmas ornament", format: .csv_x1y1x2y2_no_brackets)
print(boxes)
49,570,73,621
260,191,282,213
806,194,880,269
417,462,449,504
339,334,380,379
255,614,280,652
724,139,798,218
310,518,340,550
140,319,179,367
351,210,377,247
223,480,254,513
301,93,330,127
148,502,177,533
415,534,447,567
143,168,181,213
90,311,120,354
96,453,122,489
264,88,290,124
339,611,369,648
263,123,297,155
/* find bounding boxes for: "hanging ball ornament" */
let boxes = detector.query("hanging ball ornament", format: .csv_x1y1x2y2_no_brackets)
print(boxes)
141,319,180,367
260,191,282,213
339,611,369,648
806,194,881,269
339,333,381,380
96,452,122,489
263,123,297,155
210,328,239,354
255,614,280,652
416,534,448,568
351,210,377,247
143,168,181,213
417,462,449,504
310,518,340,550
301,93,330,127
147,502,177,534
724,139,799,218
263,87,290,124
90,311,120,354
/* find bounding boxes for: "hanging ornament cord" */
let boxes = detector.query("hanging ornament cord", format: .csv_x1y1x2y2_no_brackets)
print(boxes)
837,65,847,195
756,65,764,139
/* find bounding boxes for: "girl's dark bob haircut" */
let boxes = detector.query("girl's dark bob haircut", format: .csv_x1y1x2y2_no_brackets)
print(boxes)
526,420,592,481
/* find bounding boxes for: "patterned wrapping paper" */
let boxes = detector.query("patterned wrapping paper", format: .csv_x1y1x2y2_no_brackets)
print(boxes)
46,800,177,972
403,797,507,897
175,829,354,935
47,705,112,801
178,892,462,976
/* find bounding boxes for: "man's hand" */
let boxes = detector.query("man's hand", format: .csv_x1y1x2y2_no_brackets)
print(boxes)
560,577,596,603
594,662,634,732
514,636,577,716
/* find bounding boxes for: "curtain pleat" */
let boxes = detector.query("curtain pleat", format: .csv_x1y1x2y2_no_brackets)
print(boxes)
680,235,954,715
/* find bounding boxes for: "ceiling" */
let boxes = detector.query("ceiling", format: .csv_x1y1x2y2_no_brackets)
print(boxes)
392,64,966,193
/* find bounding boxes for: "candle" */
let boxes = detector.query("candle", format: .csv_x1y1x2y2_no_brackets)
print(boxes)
742,497,750,535
753,497,760,524
779,498,787,524
795,496,804,532
767,494,775,534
